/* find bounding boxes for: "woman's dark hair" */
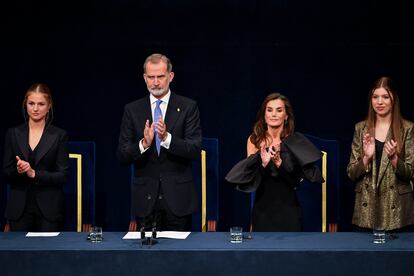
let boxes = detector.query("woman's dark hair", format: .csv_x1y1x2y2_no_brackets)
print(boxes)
250,93,295,149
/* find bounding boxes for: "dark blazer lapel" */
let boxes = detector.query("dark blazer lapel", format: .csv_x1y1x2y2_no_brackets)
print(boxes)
143,95,152,124
164,93,181,132
377,128,393,185
141,95,158,157
35,127,58,166
15,124,29,161
133,96,152,135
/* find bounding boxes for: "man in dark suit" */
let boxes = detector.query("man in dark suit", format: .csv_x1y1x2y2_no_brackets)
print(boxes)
117,53,202,231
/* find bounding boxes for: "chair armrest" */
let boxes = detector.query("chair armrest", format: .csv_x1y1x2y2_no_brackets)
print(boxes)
207,220,217,232
129,220,138,231
4,223,10,232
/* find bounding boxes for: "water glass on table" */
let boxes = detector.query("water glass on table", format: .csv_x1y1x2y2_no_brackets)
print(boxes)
89,226,103,243
230,226,243,243
372,228,386,244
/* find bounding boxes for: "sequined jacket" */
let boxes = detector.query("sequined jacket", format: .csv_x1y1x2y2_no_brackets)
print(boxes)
347,120,414,230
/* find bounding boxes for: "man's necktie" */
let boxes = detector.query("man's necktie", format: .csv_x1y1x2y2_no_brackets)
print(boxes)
154,100,163,155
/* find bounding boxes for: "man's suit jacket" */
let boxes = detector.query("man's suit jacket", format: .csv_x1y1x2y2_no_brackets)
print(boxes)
3,123,69,221
347,120,414,230
117,92,202,217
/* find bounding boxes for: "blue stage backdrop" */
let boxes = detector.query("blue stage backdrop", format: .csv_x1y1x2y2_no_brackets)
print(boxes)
1,0,414,231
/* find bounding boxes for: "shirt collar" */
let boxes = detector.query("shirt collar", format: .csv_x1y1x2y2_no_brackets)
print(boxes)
150,90,171,105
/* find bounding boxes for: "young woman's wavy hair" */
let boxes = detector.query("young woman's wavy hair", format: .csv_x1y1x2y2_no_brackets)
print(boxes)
250,93,295,149
22,83,54,126
366,76,403,153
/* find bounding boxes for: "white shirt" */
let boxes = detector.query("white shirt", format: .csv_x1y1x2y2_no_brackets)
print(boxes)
139,90,172,153
149,91,170,122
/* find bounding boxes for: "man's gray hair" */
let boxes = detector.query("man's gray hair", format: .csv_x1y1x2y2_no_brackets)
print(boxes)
143,53,172,73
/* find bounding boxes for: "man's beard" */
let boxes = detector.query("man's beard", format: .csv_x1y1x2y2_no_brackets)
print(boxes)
148,87,168,97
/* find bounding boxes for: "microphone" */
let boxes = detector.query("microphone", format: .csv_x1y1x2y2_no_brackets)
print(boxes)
140,211,158,246
152,221,157,239
140,225,145,240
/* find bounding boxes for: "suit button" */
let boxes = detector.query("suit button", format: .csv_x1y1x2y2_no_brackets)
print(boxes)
147,195,152,200
362,203,367,207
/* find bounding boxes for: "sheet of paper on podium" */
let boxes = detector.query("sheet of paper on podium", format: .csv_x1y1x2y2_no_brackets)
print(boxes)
122,231,191,240
26,232,60,237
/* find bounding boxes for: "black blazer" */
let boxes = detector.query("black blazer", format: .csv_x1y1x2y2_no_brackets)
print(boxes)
117,92,202,217
3,123,69,221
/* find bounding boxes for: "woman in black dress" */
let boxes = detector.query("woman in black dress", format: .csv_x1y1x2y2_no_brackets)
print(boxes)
226,93,323,231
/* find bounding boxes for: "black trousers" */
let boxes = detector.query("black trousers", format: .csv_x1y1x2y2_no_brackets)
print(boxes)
137,193,192,231
9,192,61,232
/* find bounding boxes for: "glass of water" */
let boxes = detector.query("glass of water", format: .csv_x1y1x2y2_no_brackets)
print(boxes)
230,226,243,243
89,226,103,243
372,228,386,244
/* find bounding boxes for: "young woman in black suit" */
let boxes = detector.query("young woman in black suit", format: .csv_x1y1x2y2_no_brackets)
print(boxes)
3,83,68,231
